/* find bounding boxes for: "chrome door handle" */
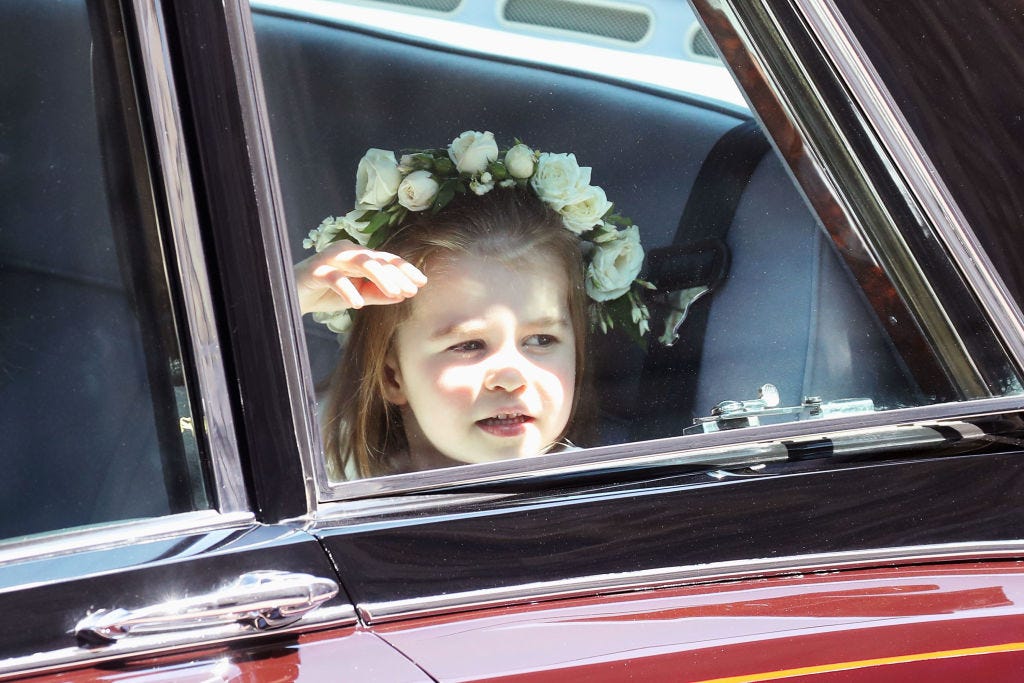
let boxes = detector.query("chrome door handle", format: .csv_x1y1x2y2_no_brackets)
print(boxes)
75,570,339,645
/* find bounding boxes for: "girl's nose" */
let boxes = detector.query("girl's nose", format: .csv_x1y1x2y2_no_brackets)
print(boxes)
484,350,528,393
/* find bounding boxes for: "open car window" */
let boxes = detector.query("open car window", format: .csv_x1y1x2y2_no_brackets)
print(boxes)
248,0,1024,492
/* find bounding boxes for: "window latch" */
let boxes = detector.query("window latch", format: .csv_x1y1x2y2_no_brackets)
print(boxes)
689,383,875,433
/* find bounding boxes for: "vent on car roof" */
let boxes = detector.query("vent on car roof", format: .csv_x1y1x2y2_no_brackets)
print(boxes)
502,0,651,44
689,26,720,61
365,0,461,11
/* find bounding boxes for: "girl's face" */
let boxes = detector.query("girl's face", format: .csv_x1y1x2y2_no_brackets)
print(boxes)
384,251,576,468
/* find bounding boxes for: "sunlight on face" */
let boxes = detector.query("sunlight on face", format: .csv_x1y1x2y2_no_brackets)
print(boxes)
384,252,576,468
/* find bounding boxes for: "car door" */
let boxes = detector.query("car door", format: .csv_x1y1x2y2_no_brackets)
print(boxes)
245,0,1024,678
0,0,416,678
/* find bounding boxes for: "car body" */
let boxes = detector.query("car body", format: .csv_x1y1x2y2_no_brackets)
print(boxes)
4,0,1024,680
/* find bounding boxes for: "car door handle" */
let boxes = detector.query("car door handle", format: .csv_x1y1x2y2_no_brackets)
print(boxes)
75,570,339,645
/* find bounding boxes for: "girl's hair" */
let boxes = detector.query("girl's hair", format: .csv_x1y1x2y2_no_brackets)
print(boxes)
322,188,591,479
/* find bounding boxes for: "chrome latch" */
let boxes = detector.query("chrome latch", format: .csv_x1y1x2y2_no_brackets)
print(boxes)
689,383,875,433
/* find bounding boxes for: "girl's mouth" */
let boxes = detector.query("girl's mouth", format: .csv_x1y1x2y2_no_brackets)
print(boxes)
476,413,534,437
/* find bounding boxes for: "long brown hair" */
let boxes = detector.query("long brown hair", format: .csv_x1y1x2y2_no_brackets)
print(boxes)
322,188,591,479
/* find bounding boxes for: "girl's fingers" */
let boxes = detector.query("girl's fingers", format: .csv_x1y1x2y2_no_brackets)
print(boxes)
394,260,428,286
327,273,365,309
296,244,427,314
357,254,424,297
361,258,405,297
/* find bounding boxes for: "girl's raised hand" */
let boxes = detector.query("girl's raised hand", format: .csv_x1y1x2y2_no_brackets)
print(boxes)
294,240,428,314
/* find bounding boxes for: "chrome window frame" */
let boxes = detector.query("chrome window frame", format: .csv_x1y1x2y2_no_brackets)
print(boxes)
251,0,1024,507
132,0,251,515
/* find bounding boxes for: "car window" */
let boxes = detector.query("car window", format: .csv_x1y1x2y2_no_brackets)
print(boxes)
249,0,1024,488
0,1,209,541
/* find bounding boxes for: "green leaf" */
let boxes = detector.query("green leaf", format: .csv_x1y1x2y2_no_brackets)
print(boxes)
365,211,390,234
597,294,648,349
433,157,455,175
367,228,389,250
432,184,456,214
355,210,376,224
488,162,509,180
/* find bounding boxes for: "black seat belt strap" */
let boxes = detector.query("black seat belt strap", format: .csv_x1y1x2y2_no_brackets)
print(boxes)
633,119,771,441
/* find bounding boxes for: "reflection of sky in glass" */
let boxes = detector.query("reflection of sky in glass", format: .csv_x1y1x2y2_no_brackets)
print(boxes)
252,0,748,108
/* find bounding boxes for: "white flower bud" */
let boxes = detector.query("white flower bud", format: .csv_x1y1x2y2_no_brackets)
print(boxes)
505,143,535,179
469,178,495,195
312,310,352,334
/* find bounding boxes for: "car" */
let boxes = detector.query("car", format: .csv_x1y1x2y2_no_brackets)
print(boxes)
4,0,1024,680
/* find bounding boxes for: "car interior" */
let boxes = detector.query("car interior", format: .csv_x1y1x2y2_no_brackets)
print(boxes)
251,6,922,450
0,0,926,543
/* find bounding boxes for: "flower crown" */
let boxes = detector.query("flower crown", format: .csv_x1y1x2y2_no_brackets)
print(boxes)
304,131,652,340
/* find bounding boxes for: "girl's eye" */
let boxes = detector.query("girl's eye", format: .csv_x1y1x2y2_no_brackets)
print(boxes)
448,340,485,353
525,334,558,348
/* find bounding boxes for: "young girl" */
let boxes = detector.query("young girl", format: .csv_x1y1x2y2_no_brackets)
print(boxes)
294,131,649,479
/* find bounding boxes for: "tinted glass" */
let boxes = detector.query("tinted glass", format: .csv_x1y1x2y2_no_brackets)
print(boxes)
251,0,1023,484
834,0,1024,311
0,1,209,540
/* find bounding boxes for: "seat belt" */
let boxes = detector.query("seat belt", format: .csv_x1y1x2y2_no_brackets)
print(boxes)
632,119,771,441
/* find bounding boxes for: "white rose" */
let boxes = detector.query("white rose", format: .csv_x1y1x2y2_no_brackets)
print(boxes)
531,152,592,210
504,143,535,179
558,184,612,234
586,225,644,301
355,148,402,210
308,211,368,251
397,170,439,211
313,310,352,334
448,130,499,174
336,209,373,246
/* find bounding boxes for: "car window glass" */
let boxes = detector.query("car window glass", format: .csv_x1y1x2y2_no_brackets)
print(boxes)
0,1,209,541
249,0,1024,484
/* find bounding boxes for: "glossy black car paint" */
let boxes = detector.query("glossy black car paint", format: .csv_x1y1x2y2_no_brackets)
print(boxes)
319,434,1024,609
835,0,1024,311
